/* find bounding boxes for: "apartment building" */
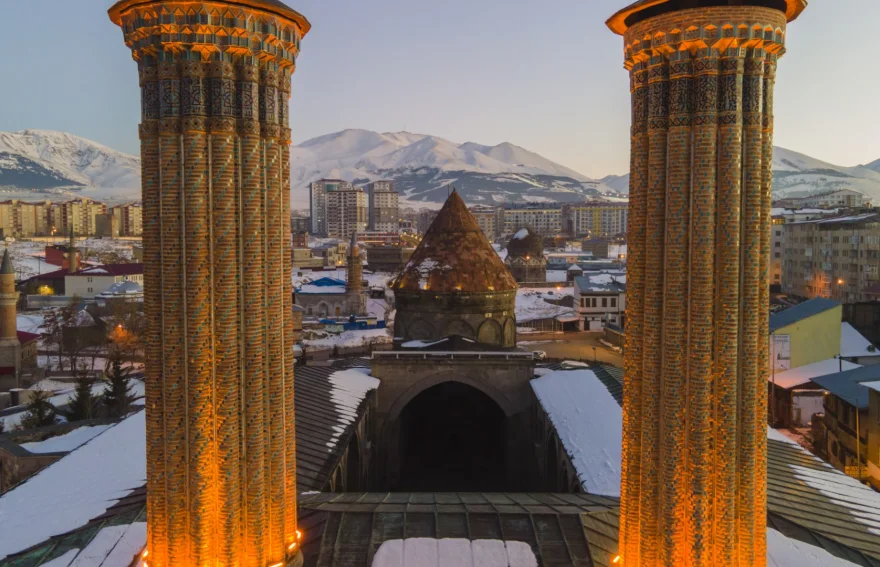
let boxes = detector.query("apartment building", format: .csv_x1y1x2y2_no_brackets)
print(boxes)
110,202,143,236
309,179,352,235
776,189,869,210
783,212,880,303
326,188,367,239
366,180,399,232
503,205,562,237
47,199,106,236
469,205,504,240
562,202,628,237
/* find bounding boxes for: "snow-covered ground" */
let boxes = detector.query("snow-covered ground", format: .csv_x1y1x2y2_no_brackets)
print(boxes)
19,424,113,454
304,327,391,350
516,287,574,322
372,538,537,567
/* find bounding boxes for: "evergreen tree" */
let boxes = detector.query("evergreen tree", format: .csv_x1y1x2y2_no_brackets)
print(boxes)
103,353,136,418
18,389,58,430
61,364,98,422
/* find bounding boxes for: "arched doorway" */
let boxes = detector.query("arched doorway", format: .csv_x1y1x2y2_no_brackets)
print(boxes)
395,381,508,491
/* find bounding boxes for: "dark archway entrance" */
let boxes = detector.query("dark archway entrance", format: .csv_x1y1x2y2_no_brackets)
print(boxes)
395,381,508,491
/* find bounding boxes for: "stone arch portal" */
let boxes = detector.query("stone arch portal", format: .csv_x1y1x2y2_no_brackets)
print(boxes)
391,380,509,492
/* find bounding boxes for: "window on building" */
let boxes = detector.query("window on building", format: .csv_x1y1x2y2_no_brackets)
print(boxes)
602,298,608,308
775,242,780,248
610,297,617,308
592,298,597,308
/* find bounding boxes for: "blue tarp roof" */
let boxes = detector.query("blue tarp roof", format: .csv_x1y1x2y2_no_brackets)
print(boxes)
769,297,840,333
811,364,880,409
304,277,346,287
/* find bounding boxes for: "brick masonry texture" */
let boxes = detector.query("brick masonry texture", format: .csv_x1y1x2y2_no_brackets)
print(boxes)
111,2,308,566
614,4,790,567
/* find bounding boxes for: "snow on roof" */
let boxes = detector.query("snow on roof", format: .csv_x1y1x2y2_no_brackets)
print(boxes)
769,357,860,390
324,368,380,450
767,528,860,567
299,284,346,294
512,228,530,240
516,288,574,323
0,410,146,560
841,322,878,358
531,369,622,497
19,424,113,454
74,309,95,327
371,538,537,567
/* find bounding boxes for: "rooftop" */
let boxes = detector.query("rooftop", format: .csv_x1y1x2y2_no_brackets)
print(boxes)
108,0,311,34
842,323,879,359
811,365,880,409
395,191,517,293
769,357,860,390
770,297,840,333
606,0,808,35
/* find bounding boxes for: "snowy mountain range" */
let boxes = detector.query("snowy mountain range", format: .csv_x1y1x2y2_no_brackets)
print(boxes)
0,130,140,203
1,128,879,209
290,129,609,205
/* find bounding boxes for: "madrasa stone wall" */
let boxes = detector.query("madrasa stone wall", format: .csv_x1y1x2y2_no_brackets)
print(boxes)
609,2,805,566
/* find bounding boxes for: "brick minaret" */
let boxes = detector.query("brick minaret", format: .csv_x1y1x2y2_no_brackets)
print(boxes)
347,231,362,299
0,249,21,382
607,1,806,566
67,227,78,274
108,2,310,566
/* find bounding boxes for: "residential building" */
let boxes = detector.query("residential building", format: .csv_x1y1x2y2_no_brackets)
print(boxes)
0,201,51,237
310,179,352,235
95,213,120,237
356,231,401,247
502,204,562,237
64,264,144,299
562,202,628,237
782,212,880,302
416,210,438,234
776,189,869,210
366,246,413,273
366,180,399,232
291,214,310,233
469,205,503,240
292,230,309,248
573,271,626,331
326,188,367,239
582,236,627,260
291,248,323,270
110,203,143,236
812,365,880,483
58,199,106,236
770,216,785,286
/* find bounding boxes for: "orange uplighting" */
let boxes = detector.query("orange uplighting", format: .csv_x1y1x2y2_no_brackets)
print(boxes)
297,529,303,540
269,563,284,567
142,550,148,558
288,542,298,551
612,556,621,564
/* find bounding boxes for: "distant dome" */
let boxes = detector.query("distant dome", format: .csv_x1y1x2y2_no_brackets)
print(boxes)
395,191,517,293
507,227,544,259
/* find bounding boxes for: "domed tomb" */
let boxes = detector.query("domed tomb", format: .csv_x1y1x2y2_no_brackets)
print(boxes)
504,227,547,283
393,190,518,347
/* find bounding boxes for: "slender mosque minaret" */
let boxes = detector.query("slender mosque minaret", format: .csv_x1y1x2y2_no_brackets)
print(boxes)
67,227,78,274
108,1,310,565
607,1,807,566
0,249,21,383
347,231,362,298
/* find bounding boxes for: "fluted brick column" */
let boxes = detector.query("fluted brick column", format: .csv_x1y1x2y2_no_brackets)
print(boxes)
109,2,310,565
607,2,805,565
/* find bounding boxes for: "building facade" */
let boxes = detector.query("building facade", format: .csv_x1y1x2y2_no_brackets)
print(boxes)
502,205,562,237
504,228,547,283
776,189,869,210
366,180,399,232
608,0,806,564
64,264,144,299
109,1,310,565
562,202,628,237
470,205,504,240
109,203,143,236
310,179,351,235
574,272,626,331
326,188,367,239
783,213,880,303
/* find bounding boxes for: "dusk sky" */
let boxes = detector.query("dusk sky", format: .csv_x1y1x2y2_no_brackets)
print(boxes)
0,0,876,178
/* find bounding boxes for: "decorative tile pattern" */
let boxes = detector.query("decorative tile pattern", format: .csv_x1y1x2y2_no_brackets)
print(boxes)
614,4,794,567
110,1,309,565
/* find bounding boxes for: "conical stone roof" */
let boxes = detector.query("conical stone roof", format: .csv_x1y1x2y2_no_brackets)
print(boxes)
395,191,517,293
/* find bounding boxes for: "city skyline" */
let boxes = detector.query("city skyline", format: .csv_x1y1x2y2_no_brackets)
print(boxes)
0,0,877,181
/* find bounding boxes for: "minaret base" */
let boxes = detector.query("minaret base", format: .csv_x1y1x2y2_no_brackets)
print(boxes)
287,550,304,567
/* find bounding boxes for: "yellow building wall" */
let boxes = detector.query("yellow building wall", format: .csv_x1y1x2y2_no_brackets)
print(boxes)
773,304,842,369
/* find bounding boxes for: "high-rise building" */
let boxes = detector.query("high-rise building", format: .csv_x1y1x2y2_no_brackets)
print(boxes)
562,201,628,237
309,179,352,235
110,202,144,236
607,1,806,565
109,1,310,566
326,188,367,239
366,180,399,232
470,205,503,240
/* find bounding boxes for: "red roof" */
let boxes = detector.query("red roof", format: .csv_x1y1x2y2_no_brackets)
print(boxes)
17,331,39,344
68,263,144,277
